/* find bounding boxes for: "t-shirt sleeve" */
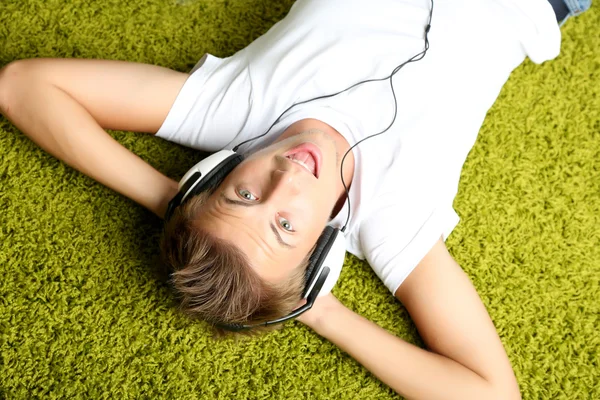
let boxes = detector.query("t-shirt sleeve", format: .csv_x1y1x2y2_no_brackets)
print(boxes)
359,198,460,295
155,52,255,152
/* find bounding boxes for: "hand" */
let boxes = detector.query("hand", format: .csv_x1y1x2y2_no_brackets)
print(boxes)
296,293,345,331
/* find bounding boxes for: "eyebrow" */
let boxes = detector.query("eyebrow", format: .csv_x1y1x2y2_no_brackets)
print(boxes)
220,193,295,249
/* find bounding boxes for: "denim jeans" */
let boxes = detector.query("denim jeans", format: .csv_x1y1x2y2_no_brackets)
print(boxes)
549,0,592,25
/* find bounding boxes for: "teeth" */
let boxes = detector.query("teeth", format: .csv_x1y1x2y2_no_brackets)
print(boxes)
287,156,313,175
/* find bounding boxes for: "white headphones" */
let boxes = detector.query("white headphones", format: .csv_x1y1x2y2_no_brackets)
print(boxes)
164,0,434,331
164,149,346,331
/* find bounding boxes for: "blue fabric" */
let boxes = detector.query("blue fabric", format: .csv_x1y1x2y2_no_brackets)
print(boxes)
564,0,592,14
560,0,592,25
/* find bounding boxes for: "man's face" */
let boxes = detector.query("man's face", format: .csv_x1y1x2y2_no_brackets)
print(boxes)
198,121,345,283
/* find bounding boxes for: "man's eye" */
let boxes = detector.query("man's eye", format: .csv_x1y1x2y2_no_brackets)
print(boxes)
238,189,258,201
278,216,294,232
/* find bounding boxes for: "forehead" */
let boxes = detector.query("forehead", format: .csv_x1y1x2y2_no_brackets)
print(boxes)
209,187,295,249
197,195,300,283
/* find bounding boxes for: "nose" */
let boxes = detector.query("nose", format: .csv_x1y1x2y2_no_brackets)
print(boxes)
269,168,301,201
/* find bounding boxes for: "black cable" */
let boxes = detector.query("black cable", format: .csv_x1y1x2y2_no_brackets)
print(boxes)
233,0,434,233
219,0,435,332
339,1,434,231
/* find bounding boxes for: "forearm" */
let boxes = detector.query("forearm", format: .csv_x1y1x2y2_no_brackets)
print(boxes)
314,306,500,400
0,73,178,218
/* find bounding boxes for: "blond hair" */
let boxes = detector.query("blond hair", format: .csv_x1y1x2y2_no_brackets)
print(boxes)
160,191,310,336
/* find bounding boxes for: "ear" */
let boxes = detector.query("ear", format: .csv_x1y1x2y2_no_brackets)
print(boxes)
185,153,244,199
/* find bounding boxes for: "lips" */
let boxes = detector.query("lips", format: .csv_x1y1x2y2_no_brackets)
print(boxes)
283,142,322,179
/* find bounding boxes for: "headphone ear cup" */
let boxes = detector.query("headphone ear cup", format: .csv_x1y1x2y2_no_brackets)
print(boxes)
188,154,243,197
302,226,343,298
165,152,243,221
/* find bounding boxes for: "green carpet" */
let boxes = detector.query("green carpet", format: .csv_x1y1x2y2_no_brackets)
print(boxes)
1,1,598,399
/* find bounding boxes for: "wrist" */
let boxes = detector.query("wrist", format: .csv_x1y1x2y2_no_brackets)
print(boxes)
308,296,348,335
155,178,179,219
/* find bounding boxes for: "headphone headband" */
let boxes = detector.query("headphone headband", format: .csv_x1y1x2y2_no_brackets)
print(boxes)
164,151,243,221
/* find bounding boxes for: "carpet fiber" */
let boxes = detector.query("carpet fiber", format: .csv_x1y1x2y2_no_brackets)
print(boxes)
0,1,598,399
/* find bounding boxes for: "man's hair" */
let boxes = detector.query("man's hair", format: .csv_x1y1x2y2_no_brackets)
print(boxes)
160,191,311,337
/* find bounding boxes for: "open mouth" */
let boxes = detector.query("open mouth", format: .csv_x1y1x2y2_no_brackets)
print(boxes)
283,142,322,179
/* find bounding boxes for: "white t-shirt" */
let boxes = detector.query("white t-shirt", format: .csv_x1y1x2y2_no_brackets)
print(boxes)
156,0,560,294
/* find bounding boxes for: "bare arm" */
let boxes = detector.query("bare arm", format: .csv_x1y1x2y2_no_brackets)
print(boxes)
298,238,521,400
0,58,188,218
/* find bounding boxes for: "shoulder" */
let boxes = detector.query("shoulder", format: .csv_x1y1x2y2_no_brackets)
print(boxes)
357,197,459,294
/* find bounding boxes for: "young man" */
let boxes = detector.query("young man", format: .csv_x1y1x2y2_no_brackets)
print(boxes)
0,0,589,398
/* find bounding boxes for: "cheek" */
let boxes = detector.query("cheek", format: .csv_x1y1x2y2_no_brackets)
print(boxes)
293,188,325,218
310,190,334,223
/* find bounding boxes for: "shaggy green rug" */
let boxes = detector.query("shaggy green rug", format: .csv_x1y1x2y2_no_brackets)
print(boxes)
1,1,598,399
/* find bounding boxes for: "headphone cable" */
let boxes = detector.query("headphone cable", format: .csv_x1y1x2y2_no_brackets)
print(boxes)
233,0,434,233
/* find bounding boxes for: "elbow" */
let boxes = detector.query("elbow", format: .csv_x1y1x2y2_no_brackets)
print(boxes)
0,59,34,116
0,61,19,115
497,390,521,400
498,391,521,400
0,64,9,114
489,382,522,400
